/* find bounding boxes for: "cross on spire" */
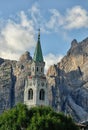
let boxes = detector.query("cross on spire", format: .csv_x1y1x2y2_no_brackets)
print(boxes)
38,29,40,40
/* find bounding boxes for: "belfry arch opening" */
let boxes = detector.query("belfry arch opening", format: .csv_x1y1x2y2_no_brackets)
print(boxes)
28,89,33,100
39,89,45,100
37,67,38,72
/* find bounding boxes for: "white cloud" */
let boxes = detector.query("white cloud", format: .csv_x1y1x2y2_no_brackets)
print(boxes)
29,3,45,30
0,3,49,60
46,6,88,31
44,53,63,73
64,6,88,29
45,9,64,32
20,11,34,29
0,11,36,60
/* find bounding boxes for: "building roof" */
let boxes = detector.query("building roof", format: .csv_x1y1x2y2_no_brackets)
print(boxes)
33,30,44,62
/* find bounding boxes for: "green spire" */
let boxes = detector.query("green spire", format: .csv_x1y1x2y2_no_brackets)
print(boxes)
33,29,44,62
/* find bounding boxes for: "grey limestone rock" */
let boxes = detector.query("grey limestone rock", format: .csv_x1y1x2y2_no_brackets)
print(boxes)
47,37,88,122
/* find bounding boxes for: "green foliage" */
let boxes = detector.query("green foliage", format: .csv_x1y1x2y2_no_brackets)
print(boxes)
0,103,29,130
0,104,79,130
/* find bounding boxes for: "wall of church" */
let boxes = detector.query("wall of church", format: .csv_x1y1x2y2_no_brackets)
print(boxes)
24,77,49,108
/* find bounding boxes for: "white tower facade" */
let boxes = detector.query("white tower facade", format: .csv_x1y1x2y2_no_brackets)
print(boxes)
24,30,49,108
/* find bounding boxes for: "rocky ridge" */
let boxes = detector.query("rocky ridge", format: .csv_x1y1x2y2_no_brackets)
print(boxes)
0,38,88,122
47,37,88,122
0,51,32,113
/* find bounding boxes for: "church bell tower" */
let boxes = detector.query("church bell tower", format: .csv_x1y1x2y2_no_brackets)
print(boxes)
24,30,49,108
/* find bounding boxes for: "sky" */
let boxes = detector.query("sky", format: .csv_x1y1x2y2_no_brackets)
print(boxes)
0,0,88,71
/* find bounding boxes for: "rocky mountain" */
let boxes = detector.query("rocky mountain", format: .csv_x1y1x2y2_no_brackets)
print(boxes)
0,38,88,122
0,51,32,113
47,38,88,122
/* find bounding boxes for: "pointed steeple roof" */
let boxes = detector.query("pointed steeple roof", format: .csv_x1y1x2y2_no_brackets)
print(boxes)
33,29,44,62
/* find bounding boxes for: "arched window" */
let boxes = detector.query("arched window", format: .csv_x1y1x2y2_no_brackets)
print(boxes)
37,67,38,72
39,89,45,100
28,89,33,100
41,67,43,72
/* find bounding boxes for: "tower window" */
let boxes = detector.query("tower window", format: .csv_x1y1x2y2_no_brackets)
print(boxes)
39,89,45,100
28,89,33,100
41,67,43,72
37,67,38,72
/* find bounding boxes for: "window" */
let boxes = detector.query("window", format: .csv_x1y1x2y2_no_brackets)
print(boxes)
41,67,43,72
39,89,45,100
28,89,33,100
37,67,38,72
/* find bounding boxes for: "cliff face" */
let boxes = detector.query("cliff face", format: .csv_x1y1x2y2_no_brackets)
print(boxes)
0,51,32,113
14,51,32,105
0,38,88,122
47,37,88,122
0,59,16,113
